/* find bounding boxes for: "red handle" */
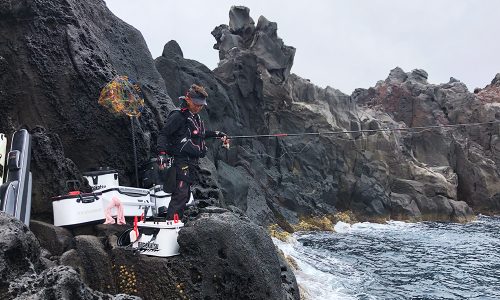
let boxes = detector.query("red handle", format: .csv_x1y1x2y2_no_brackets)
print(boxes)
174,213,179,223
133,216,139,237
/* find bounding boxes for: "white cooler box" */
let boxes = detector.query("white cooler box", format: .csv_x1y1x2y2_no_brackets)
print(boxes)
133,220,184,257
83,169,119,191
100,186,154,217
52,192,104,227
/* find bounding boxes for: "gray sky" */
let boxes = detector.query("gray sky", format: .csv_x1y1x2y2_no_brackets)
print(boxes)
104,0,500,95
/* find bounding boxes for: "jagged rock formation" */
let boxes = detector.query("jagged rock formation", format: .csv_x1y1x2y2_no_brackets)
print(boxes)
155,6,498,224
207,9,395,222
212,6,295,82
354,68,500,215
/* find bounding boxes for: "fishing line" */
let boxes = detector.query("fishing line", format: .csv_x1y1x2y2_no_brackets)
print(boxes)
238,138,317,161
231,120,499,161
227,120,500,140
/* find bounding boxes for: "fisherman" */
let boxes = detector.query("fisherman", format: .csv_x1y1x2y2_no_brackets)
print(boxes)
156,84,228,220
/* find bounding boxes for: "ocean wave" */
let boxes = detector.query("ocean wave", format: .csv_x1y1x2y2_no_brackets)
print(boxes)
273,216,500,299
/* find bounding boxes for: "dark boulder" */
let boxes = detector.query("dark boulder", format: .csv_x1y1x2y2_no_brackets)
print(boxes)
0,212,41,296
74,235,117,294
29,219,75,256
176,211,299,300
59,249,84,274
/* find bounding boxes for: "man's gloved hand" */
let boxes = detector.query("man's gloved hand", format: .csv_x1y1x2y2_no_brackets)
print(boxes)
220,135,231,150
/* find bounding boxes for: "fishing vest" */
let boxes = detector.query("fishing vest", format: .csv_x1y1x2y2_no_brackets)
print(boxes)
164,108,207,160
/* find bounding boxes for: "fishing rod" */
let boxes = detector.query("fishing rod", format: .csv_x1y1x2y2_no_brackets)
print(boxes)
227,120,500,140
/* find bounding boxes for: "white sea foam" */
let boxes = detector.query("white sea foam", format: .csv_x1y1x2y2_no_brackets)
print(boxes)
273,220,422,299
273,237,355,300
333,221,352,233
351,220,416,232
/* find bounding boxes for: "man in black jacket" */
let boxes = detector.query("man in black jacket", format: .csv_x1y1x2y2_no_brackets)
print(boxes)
157,84,227,220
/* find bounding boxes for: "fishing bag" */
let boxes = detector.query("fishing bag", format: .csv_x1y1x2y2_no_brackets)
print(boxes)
139,157,176,193
139,158,162,189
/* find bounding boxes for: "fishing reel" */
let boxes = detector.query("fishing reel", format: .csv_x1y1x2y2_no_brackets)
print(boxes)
157,153,172,170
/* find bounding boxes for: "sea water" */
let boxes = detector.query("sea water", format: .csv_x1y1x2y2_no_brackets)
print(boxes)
274,215,500,300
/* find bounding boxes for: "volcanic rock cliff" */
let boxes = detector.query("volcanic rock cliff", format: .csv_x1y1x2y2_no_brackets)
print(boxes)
0,0,499,299
354,68,500,216
155,6,499,224
0,0,173,221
